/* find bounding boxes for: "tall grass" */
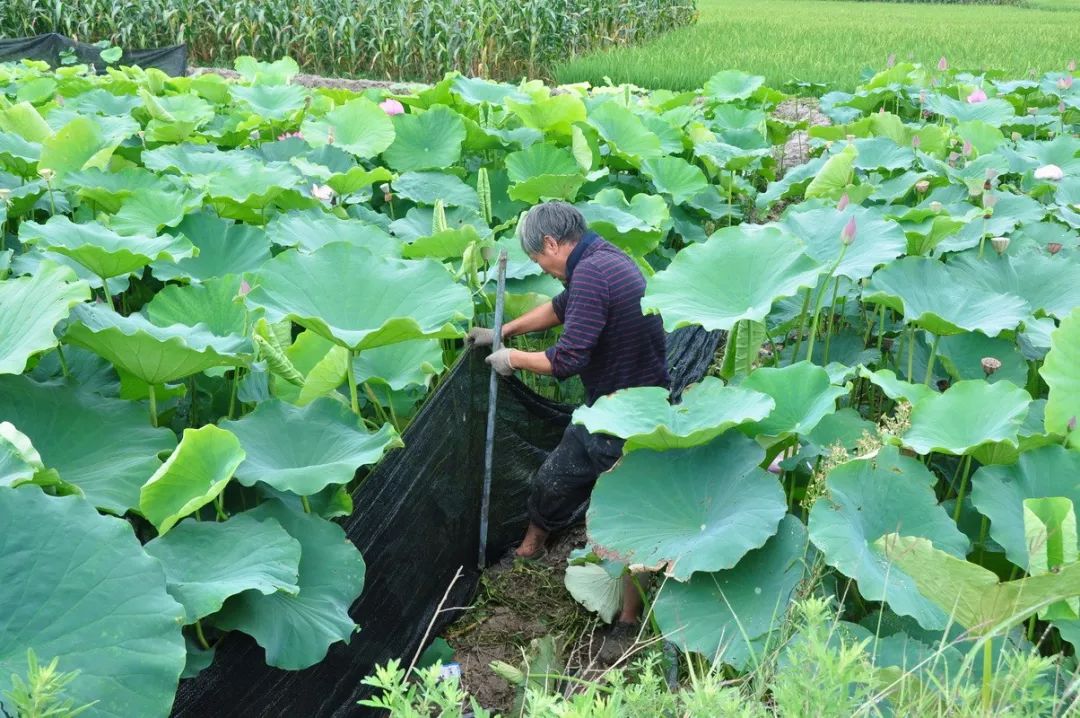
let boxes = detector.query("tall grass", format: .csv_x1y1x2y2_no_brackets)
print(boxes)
0,0,697,81
556,0,1080,91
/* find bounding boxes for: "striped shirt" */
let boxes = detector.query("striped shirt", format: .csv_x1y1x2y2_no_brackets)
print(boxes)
545,232,669,405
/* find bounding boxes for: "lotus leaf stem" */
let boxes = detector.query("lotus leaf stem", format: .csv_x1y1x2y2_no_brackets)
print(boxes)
923,332,940,386
346,350,360,415
952,455,973,523
822,277,842,364
55,345,69,378
194,619,211,650
363,382,391,427
907,326,916,381
790,288,812,363
300,495,311,514
981,639,993,711
148,385,158,427
804,245,848,363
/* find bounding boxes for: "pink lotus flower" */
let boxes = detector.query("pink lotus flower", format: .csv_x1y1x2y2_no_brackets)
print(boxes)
1059,75,1074,91
919,89,927,105
938,56,949,71
277,131,304,142
912,135,922,149
837,194,850,211
967,87,988,104
1060,102,1068,114
1069,60,1077,73
887,53,896,68
379,98,405,115
239,280,251,296
1069,416,1078,432
1034,164,1065,181
841,217,858,246
915,180,930,193
983,192,998,209
311,184,335,203
962,140,973,156
1048,242,1064,255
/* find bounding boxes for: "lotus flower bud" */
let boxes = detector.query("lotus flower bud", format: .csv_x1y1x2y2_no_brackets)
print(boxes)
1069,416,1078,432
1011,131,1022,142
841,217,857,246
985,168,998,182
1035,164,1065,181
1059,75,1074,91
379,98,405,116
37,167,55,182
1048,242,1063,255
379,182,393,203
915,180,930,193
887,53,896,68
1069,60,1077,72
962,140,973,157
326,127,335,145
310,184,335,203
981,357,1002,376
983,192,998,210
948,151,960,165
938,56,949,72
930,201,944,212
912,135,921,149
1027,107,1039,115
919,89,927,105
248,129,260,140
990,236,1009,255
837,193,850,211
0,188,10,202
239,280,251,296
967,87,988,104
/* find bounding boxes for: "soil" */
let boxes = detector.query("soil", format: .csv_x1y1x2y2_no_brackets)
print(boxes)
187,66,421,93
772,96,832,175
442,525,606,714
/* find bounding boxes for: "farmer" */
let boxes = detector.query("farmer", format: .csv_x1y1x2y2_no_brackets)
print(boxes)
468,200,668,653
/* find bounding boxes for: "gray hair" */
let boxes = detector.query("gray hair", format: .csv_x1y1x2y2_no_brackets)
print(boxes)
518,201,586,255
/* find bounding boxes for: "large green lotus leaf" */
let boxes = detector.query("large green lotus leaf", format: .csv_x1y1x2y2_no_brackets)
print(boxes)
108,188,201,237
851,137,914,172
643,225,822,332
213,500,365,669
641,156,709,205
62,167,177,213
574,188,670,255
450,75,528,106
505,143,585,203
757,156,826,209
300,97,394,159
265,208,400,256
142,143,241,176
1023,497,1079,620
0,376,175,512
389,205,490,244
324,165,394,196
0,422,45,487
971,445,1080,570
0,488,185,718
808,447,970,630
152,212,272,282
780,204,906,281
703,70,765,102
382,105,465,172
19,216,194,280
805,144,856,201
587,432,787,581
947,252,1080,321
936,332,1028,387
220,398,402,495
401,225,483,260
143,513,301,623
145,275,250,338
391,171,479,209
232,83,308,121
857,367,935,405
38,116,114,178
903,380,1030,456
587,101,663,166
246,244,471,351
140,425,245,535
653,515,808,667
864,256,1029,337
0,101,50,142
65,303,249,385
0,263,89,375
878,533,1080,635
739,362,847,441
503,87,582,133
202,161,301,220
572,377,774,452
925,94,1015,126
352,338,445,390
1041,308,1080,446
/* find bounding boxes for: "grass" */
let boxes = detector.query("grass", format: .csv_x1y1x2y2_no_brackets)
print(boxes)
554,0,1080,91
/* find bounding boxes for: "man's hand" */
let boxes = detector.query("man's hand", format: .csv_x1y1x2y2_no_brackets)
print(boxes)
467,327,495,347
485,348,515,376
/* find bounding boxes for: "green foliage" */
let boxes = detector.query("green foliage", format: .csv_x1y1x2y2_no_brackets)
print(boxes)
2,649,96,718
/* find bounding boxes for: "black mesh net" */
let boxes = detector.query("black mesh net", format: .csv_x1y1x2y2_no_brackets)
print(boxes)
0,34,187,76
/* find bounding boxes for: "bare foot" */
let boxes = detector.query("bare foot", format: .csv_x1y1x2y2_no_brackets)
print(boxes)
514,522,549,558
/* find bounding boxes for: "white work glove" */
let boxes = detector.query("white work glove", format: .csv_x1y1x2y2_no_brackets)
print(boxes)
467,327,495,347
485,348,515,376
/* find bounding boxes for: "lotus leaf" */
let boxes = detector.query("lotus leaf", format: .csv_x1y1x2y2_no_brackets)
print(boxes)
246,243,471,351
1023,497,1079,620
587,432,787,581
1039,307,1080,445
643,225,822,332
505,143,584,203
572,377,774,452
352,339,445,390
506,92,586,137
145,275,250,340
391,171,479,208
879,534,1080,634
152,212,272,282
19,216,194,280
864,256,1029,337
780,204,907,281
0,488,185,718
213,500,365,670
0,422,47,488
300,97,394,158
265,208,400,256
808,447,970,630
703,71,765,102
140,424,244,534
109,188,201,237
65,303,250,385
587,101,663,166
232,84,308,121
805,144,856,201
653,515,809,667
740,362,848,441
641,156,710,205
575,188,670,255
971,445,1080,570
382,105,465,171
220,398,402,495
143,513,302,622
38,116,114,178
0,262,90,375
903,380,1030,456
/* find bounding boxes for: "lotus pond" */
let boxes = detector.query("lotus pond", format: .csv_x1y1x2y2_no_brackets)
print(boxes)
1,55,1080,715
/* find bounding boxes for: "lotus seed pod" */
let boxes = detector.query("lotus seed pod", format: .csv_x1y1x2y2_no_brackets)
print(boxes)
981,357,1002,376
990,237,1010,255
1011,131,1022,142
37,168,55,182
929,201,944,212
915,180,930,193
1048,242,1063,255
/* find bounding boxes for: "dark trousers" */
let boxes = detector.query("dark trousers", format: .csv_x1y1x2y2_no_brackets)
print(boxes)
527,423,625,533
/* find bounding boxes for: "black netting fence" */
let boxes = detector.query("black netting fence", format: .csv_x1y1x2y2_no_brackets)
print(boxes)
0,34,187,75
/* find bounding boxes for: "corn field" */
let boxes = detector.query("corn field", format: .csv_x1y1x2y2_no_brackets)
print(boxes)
0,0,698,80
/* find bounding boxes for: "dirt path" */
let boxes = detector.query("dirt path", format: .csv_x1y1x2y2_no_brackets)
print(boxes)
773,96,831,175
188,66,420,93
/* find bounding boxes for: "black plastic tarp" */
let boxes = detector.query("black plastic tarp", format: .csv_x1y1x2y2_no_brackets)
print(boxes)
171,326,722,717
0,34,187,76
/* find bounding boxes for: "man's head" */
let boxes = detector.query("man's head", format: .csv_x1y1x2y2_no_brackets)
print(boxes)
518,201,586,281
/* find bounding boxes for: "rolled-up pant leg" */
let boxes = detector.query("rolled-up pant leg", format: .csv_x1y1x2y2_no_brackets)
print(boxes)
527,423,625,533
